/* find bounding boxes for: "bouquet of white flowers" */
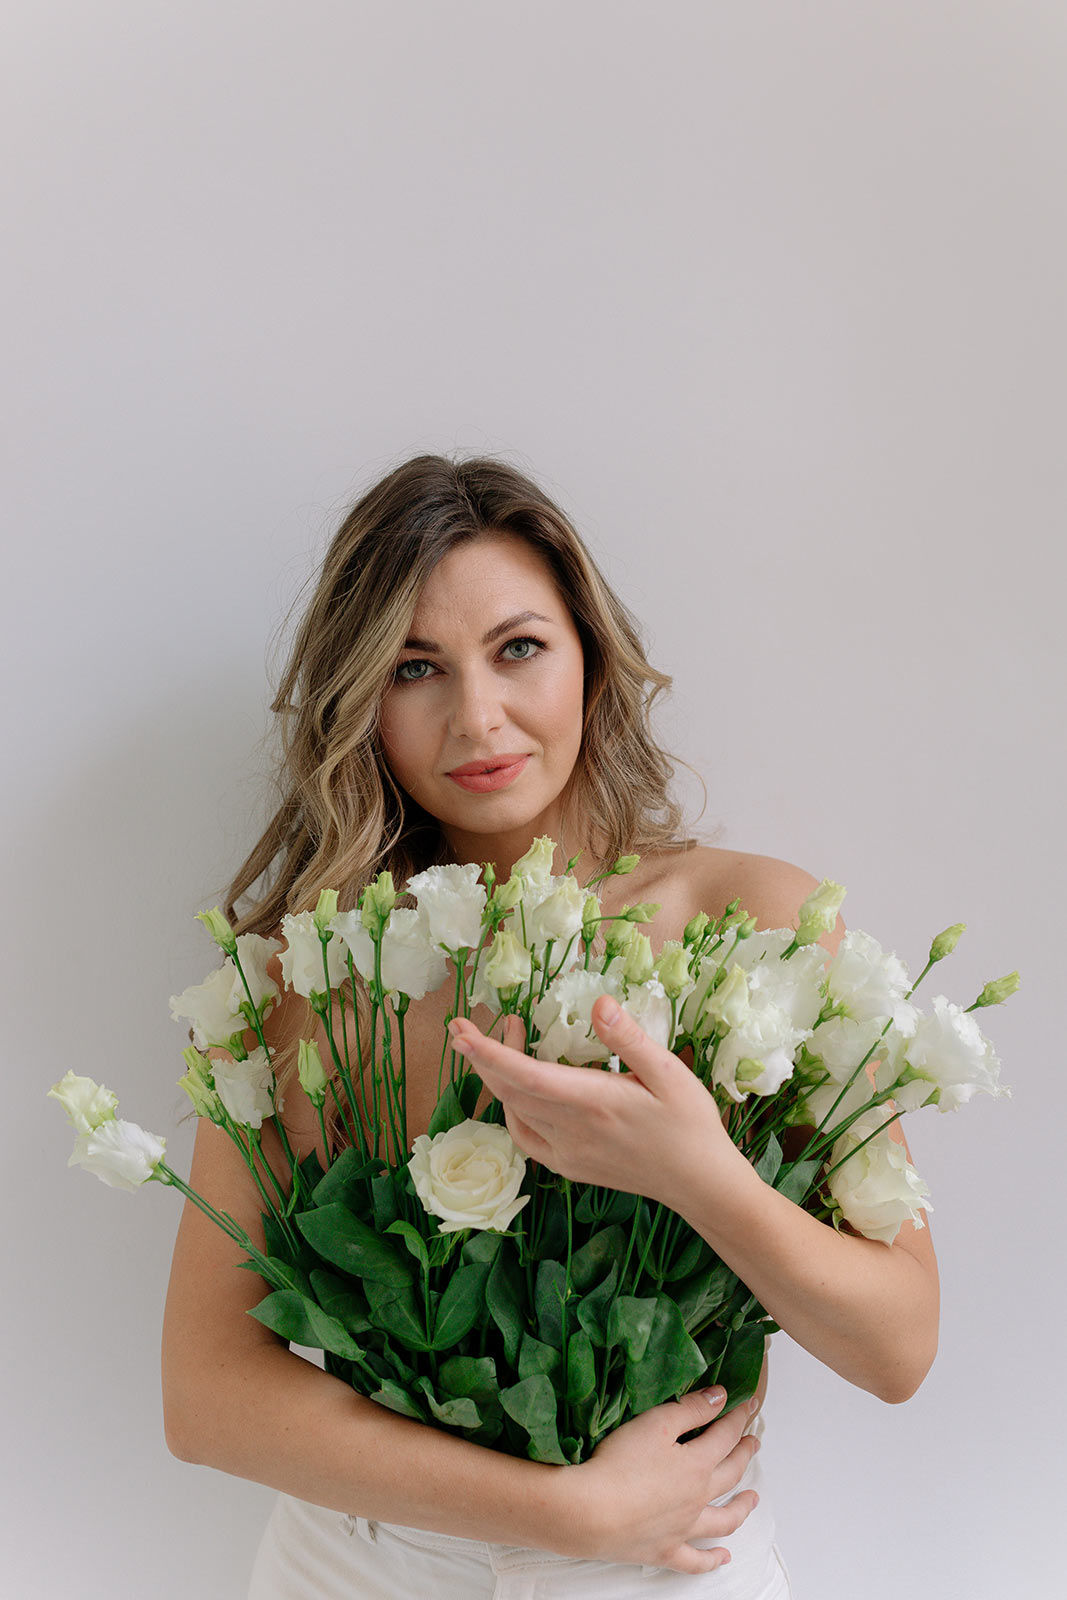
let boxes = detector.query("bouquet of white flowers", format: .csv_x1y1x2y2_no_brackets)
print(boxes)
50,839,1017,1465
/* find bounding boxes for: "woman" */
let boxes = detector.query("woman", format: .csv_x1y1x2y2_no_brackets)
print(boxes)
162,454,939,1597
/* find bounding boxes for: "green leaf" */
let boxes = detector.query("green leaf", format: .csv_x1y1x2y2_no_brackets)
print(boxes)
714,1321,771,1415
486,1243,525,1365
428,1081,466,1137
659,1228,714,1283
311,1146,382,1209
371,1172,401,1233
432,1261,491,1348
247,1290,366,1361
565,1328,596,1406
569,1226,626,1295
416,1377,483,1430
309,1269,372,1336
439,1355,504,1440
385,1218,430,1271
534,1259,569,1348
529,1186,568,1261
499,1374,567,1464
364,1278,432,1352
775,1158,822,1205
369,1379,426,1421
624,1293,706,1411
754,1133,783,1188
673,1259,737,1330
456,1070,484,1119
575,1262,619,1348
297,1203,413,1288
460,1229,504,1267
574,1186,638,1226
518,1331,562,1388
606,1295,657,1362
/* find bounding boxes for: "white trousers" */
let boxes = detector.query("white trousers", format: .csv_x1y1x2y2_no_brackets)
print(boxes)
247,1422,792,1599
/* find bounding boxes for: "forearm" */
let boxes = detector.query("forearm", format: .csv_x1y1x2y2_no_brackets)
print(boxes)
166,1334,581,1551
666,1144,939,1402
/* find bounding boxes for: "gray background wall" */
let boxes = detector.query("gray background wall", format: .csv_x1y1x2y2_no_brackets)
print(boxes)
5,3,1062,1595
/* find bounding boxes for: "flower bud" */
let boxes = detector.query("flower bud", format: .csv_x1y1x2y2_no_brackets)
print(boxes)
196,906,238,955
703,963,751,1032
47,1071,119,1135
512,836,555,884
491,874,524,915
604,915,638,961
297,1038,328,1104
795,880,847,945
581,895,601,945
623,933,655,985
655,941,691,1000
973,971,1021,1008
178,1067,223,1121
735,915,758,939
929,923,965,963
485,928,533,993
684,911,709,946
313,889,340,937
360,872,397,933
181,1045,214,1084
624,902,661,924
613,854,640,877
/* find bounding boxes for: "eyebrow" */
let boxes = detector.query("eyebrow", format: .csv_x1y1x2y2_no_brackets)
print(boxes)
401,610,555,653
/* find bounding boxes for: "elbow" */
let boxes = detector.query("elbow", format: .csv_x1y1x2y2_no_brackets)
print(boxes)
875,1332,939,1405
163,1396,206,1464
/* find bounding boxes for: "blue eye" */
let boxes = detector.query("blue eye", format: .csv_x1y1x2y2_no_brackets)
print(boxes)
394,636,547,684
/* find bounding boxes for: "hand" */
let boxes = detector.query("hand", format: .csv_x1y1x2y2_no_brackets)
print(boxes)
566,1386,762,1574
448,997,740,1210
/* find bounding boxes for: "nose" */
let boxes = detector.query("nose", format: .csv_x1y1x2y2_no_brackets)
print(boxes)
447,663,506,742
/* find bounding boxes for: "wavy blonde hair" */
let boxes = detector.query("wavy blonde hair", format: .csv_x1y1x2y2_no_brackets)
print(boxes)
223,452,709,1136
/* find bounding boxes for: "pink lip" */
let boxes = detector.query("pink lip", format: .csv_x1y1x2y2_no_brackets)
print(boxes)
447,755,530,792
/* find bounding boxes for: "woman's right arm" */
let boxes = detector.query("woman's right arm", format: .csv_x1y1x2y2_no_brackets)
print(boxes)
161,1119,761,1575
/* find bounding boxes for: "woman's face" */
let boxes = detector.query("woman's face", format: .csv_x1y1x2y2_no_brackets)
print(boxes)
378,534,586,857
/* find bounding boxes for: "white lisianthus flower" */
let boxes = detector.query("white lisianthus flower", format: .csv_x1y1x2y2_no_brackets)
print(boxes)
808,1013,899,1084
212,1046,275,1128
746,943,827,1032
170,963,248,1050
827,1110,933,1246
279,911,349,999
47,1072,119,1135
232,934,283,1015
511,835,556,886
826,930,914,1029
879,995,1009,1113
68,1118,167,1191
654,942,694,1004
407,863,487,953
712,1002,809,1102
409,1120,530,1233
532,970,624,1065
701,963,752,1033
482,928,533,995
523,875,587,953
620,978,673,1050
332,906,447,1000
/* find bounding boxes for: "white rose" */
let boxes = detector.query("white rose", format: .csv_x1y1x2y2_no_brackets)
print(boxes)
826,930,914,1029
887,995,1009,1113
170,963,247,1050
68,1118,167,1191
47,1071,118,1135
279,911,350,998
532,969,623,1064
407,863,487,953
827,1110,932,1245
212,1046,275,1128
409,1120,530,1233
332,906,448,1000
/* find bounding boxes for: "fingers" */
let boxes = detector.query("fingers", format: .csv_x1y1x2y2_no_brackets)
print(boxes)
590,996,679,1091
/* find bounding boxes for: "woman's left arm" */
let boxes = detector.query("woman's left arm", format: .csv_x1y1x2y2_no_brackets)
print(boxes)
448,863,939,1407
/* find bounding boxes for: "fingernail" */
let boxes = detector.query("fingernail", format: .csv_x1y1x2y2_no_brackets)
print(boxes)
748,1397,760,1414
599,997,619,1024
702,1386,726,1406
